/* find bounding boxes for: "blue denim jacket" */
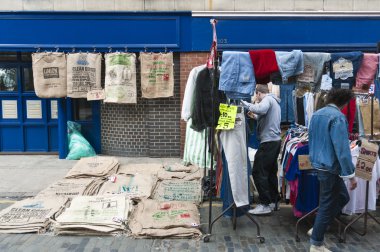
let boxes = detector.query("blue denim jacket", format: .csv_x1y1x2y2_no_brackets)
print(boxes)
309,104,355,178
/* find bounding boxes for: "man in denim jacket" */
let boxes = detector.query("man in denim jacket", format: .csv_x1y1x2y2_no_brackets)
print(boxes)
308,88,357,252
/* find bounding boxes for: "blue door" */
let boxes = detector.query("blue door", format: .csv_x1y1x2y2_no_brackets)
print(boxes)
0,52,101,154
0,52,59,152
66,98,101,154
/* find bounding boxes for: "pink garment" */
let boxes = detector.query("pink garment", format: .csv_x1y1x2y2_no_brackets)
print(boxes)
289,179,304,217
289,180,298,206
355,53,379,90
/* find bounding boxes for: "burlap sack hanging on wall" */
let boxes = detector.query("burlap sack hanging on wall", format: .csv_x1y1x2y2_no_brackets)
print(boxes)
67,53,102,98
32,52,67,98
104,52,137,103
140,52,174,98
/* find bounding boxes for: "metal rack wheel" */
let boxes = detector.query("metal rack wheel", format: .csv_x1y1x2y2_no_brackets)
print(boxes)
203,234,211,243
259,236,265,243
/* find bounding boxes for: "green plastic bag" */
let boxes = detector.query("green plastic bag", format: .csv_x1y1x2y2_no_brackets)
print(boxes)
66,121,96,160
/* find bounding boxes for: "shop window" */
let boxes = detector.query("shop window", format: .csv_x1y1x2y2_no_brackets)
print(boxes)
0,67,17,91
72,99,92,121
23,67,34,92
0,52,17,61
21,52,32,62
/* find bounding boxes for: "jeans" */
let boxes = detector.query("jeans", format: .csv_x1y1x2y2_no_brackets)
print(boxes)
280,84,295,123
220,111,249,207
219,51,256,99
252,140,282,205
275,50,304,83
310,170,350,246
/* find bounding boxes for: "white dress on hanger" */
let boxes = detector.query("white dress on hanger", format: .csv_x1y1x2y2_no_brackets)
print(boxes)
342,146,380,215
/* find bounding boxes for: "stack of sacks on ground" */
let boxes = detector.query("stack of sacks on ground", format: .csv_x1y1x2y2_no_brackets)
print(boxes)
152,180,202,205
152,163,203,205
65,156,119,179
157,163,203,181
53,195,132,235
118,162,203,181
97,173,158,201
34,178,95,199
0,197,68,233
82,177,108,196
117,163,163,177
128,199,202,238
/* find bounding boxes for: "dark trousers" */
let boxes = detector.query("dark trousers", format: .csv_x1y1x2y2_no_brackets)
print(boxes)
252,140,282,205
310,170,350,246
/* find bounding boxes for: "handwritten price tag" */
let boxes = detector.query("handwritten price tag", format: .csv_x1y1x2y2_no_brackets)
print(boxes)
355,139,379,181
216,104,238,130
298,155,312,170
87,89,105,101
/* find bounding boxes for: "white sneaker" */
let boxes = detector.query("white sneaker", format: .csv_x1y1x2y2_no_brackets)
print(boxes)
310,245,332,252
269,203,280,211
307,228,313,237
248,204,272,215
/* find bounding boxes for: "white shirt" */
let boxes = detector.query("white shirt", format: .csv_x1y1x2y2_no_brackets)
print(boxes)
181,65,206,121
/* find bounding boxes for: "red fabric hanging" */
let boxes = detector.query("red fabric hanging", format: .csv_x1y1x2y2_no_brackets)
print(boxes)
341,98,356,133
248,49,279,84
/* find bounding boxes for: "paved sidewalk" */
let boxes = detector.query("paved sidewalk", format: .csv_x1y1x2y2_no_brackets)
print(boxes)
0,155,380,252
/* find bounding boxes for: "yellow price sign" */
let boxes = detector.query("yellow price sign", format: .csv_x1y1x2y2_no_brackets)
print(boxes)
216,104,238,130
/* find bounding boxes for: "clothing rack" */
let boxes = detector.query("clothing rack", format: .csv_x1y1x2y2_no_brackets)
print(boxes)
202,19,264,244
338,90,380,242
295,91,380,243
282,126,322,242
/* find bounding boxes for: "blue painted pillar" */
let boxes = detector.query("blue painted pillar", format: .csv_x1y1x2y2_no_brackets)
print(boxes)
58,98,67,159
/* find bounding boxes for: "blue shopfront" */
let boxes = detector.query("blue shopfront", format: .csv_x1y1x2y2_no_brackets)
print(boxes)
0,11,380,158
0,11,192,158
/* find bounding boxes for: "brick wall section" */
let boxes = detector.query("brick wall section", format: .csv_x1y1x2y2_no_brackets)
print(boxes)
179,52,209,156
101,53,181,157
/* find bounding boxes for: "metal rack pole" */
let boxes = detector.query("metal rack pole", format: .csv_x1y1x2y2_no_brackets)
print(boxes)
203,20,264,243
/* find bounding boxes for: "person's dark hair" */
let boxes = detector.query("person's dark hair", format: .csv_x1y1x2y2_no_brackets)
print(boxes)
325,88,354,108
256,84,269,94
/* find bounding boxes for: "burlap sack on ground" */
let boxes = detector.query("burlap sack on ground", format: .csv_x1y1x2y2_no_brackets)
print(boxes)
128,199,201,238
105,52,137,103
97,174,158,200
140,52,174,98
157,166,203,181
83,177,108,196
35,178,94,198
152,179,202,205
54,195,131,235
65,156,119,178
163,163,195,172
67,53,102,98
117,163,163,176
0,197,68,234
32,52,67,98
359,99,380,139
